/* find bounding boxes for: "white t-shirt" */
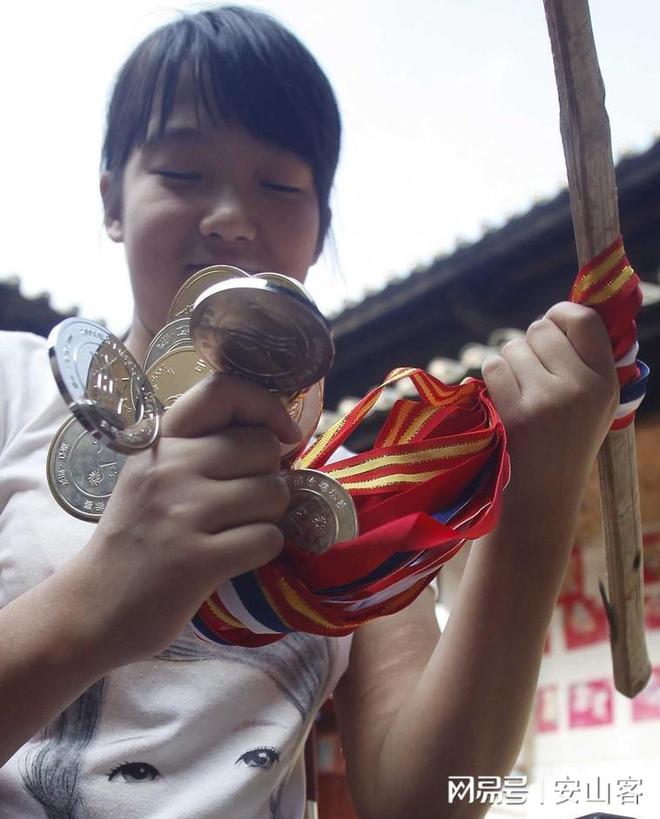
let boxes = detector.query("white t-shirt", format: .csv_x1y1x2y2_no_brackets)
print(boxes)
0,331,352,819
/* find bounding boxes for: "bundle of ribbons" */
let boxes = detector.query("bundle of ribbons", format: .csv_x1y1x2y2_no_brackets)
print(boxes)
192,237,649,647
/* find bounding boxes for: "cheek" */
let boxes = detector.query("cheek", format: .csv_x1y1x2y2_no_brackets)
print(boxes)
123,199,193,320
115,163,198,326
125,199,190,265
271,204,320,277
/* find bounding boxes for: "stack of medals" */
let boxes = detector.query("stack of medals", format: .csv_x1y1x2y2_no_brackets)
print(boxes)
47,265,358,643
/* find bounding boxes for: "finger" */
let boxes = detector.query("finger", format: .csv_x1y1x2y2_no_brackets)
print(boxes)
543,302,616,378
200,522,285,582
481,351,522,411
525,317,590,378
161,372,301,443
169,427,284,480
497,338,550,394
192,474,290,533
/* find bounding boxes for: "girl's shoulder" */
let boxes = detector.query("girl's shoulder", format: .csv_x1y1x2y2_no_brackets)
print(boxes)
0,329,48,375
0,330,50,403
0,331,55,452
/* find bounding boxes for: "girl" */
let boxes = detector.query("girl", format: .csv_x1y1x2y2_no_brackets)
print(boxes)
0,6,619,818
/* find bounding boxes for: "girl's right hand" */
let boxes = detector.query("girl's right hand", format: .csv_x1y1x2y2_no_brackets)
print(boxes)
69,372,301,669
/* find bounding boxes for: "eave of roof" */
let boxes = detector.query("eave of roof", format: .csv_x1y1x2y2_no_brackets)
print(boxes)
330,140,660,335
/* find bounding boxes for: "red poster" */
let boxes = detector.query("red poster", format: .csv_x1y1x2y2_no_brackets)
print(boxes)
535,684,559,732
645,588,660,629
562,594,609,649
632,666,660,722
568,679,613,728
643,529,660,584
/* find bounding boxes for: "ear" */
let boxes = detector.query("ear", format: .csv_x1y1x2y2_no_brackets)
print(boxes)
100,171,123,243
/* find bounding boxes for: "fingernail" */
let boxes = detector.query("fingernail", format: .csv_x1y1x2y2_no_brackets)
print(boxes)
481,353,501,369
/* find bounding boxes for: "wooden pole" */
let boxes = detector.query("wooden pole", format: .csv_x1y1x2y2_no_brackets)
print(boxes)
543,0,650,697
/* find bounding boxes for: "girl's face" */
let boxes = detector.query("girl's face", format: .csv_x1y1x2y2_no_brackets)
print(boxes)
102,82,321,338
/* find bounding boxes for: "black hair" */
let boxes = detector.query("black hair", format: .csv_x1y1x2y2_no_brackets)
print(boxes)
101,5,341,249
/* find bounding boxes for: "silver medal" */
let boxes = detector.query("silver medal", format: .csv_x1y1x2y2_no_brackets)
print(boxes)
47,415,128,521
48,318,162,453
280,469,358,555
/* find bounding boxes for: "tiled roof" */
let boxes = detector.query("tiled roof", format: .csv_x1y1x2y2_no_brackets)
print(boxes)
328,139,660,335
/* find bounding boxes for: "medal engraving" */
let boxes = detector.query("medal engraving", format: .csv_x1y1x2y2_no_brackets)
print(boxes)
144,317,192,372
47,417,128,521
280,469,358,555
145,346,213,409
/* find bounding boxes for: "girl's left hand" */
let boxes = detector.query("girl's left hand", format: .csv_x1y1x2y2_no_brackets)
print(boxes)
481,301,619,506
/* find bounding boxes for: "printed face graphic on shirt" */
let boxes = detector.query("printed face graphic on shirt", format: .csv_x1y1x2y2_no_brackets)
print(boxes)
19,630,336,819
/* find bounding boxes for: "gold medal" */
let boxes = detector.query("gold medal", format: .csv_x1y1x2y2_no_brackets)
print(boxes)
85,336,140,427
143,317,192,372
167,265,249,322
145,346,214,409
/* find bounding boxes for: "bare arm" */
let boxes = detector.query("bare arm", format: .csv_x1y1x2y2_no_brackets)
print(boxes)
334,303,619,819
336,477,579,819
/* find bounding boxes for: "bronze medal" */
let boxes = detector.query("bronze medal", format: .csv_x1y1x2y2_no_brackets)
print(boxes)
190,278,334,393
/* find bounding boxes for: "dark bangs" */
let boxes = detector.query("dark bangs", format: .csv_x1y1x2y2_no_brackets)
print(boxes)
102,6,341,240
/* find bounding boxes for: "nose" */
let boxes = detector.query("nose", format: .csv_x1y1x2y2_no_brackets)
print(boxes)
199,188,257,243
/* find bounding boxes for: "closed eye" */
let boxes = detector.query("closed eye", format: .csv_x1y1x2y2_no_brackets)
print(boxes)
260,181,302,194
235,746,280,770
153,170,202,181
